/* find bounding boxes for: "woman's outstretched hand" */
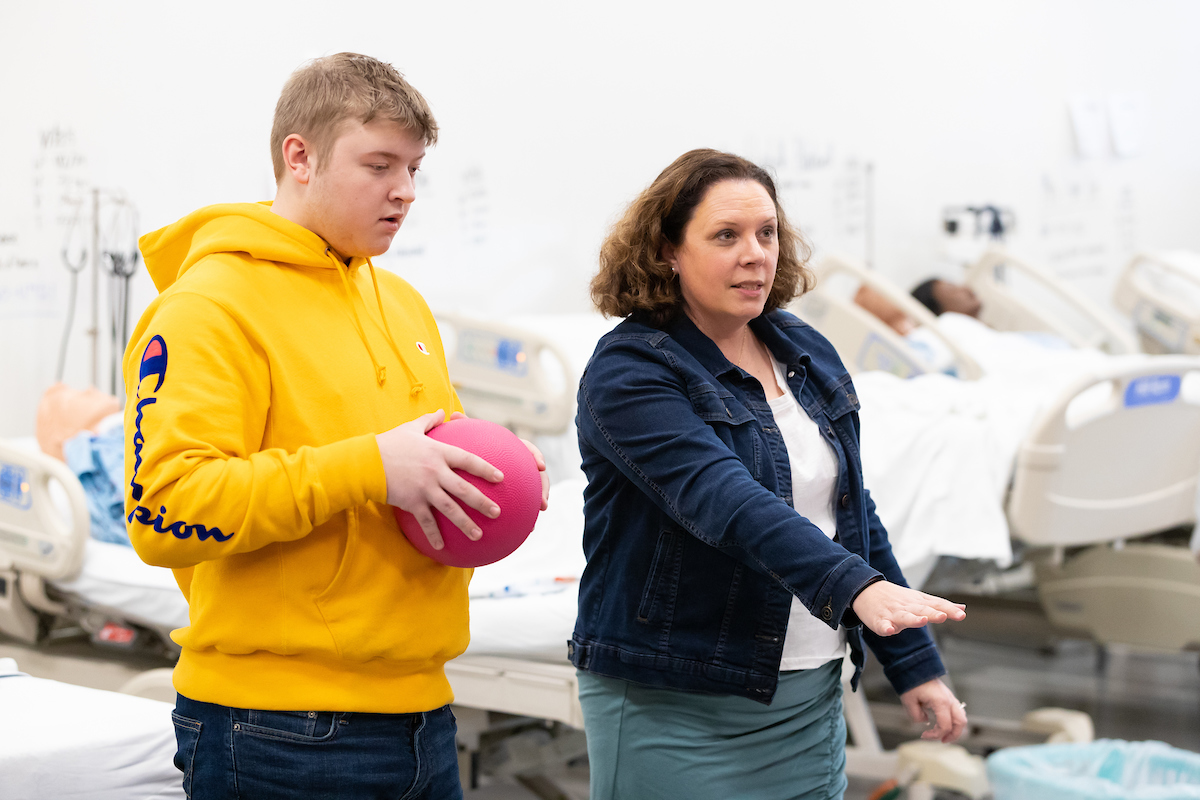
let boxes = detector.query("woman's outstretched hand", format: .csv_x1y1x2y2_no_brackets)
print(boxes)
851,581,965,637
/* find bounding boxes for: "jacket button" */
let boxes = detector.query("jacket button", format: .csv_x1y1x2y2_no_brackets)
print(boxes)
821,605,833,621
787,371,795,378
847,393,857,405
841,494,850,508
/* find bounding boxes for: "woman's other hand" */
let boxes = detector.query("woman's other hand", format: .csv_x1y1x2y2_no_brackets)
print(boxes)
851,581,965,637
900,678,968,743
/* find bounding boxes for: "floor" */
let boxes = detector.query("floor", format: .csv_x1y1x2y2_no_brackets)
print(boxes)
4,623,1198,800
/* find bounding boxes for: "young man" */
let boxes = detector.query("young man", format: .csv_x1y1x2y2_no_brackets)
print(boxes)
124,53,543,798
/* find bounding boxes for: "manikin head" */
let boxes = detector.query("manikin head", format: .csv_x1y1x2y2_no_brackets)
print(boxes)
911,278,982,317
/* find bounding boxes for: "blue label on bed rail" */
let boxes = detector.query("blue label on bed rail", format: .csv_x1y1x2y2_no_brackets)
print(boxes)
1124,374,1180,408
458,329,529,377
857,333,922,379
0,463,32,510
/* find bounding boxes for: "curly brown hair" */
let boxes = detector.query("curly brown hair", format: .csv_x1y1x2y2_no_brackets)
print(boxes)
591,149,813,325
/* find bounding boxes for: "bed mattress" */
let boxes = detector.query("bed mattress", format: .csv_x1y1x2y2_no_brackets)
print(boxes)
0,658,183,800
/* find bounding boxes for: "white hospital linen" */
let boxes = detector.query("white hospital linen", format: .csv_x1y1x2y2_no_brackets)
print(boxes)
0,668,184,800
855,316,1148,581
53,538,190,632
768,359,848,670
466,478,587,661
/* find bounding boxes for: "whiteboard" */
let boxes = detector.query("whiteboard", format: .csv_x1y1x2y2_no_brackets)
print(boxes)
2,0,1200,435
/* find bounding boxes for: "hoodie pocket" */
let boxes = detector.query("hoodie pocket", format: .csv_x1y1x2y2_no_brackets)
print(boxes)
313,508,362,659
312,505,469,664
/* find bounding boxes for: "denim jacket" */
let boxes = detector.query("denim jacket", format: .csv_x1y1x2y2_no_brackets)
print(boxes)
569,308,945,704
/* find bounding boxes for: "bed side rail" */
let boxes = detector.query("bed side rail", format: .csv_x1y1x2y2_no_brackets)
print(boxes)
0,441,88,581
1009,355,1200,547
966,248,1138,354
790,254,983,380
1113,251,1200,355
435,312,574,440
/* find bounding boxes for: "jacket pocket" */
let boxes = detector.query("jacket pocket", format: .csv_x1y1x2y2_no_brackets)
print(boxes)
687,388,763,480
637,527,682,624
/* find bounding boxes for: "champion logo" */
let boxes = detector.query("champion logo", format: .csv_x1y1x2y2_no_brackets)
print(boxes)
139,335,168,392
416,341,430,355
127,333,237,544
130,335,169,502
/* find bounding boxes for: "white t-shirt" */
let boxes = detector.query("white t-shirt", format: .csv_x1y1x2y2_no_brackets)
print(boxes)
768,357,849,671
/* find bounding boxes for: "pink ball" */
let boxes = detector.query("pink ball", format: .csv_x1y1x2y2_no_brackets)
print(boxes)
393,418,542,568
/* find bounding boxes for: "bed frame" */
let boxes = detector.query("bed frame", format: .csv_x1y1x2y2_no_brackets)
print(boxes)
1113,251,1200,355
1008,355,1200,649
790,254,985,380
0,440,89,644
436,311,574,440
966,247,1139,354
799,276,1200,652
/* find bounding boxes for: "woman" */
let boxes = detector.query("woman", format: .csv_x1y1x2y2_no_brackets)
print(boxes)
570,149,968,799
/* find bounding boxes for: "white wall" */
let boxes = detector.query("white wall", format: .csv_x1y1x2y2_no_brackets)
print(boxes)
2,0,1199,435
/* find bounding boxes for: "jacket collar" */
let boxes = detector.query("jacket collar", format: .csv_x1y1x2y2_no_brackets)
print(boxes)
663,310,813,378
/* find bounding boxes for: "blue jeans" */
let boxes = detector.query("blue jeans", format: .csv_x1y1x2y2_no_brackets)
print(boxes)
172,694,462,799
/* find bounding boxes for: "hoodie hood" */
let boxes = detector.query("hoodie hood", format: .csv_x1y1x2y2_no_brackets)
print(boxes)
139,201,357,293
139,202,421,394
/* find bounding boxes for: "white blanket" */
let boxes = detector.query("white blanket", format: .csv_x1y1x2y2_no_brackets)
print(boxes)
0,658,183,800
859,313,1148,579
464,478,586,661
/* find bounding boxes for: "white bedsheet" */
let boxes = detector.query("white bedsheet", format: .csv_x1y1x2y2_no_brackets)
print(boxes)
465,478,585,661
53,538,190,633
859,314,1151,578
0,658,183,800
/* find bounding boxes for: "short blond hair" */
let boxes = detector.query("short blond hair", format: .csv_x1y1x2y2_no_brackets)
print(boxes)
270,52,439,181
592,149,814,326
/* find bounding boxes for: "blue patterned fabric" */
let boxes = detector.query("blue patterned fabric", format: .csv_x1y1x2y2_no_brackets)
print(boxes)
62,424,130,546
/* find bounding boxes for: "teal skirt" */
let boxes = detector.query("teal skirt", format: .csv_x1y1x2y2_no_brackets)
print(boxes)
577,659,847,800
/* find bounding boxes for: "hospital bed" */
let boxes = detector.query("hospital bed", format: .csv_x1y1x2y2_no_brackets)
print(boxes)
792,267,1200,654
790,254,985,379
0,433,187,655
963,247,1139,355
1113,250,1200,355
0,656,184,800
791,251,1139,382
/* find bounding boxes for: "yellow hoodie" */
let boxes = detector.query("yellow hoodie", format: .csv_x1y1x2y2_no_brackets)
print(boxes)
124,202,468,713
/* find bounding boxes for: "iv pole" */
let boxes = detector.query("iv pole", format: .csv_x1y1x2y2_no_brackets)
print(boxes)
88,188,99,388
57,188,138,393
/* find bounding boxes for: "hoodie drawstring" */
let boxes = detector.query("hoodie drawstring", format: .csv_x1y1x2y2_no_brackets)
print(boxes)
367,258,424,398
327,247,424,397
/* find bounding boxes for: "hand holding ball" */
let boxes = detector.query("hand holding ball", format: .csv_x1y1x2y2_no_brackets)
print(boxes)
393,418,541,568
